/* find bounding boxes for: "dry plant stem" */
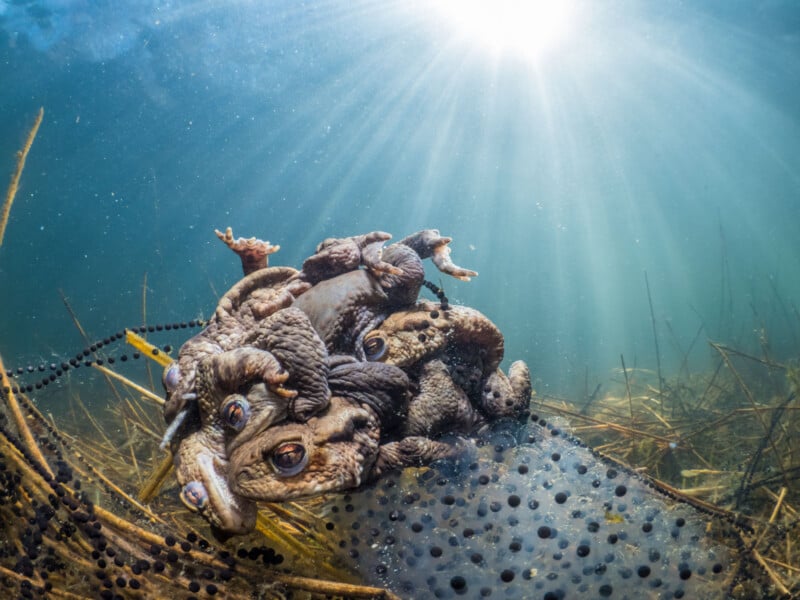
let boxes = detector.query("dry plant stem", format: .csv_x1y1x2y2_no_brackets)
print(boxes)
685,406,788,443
0,107,43,246
644,271,665,413
620,354,634,422
698,358,725,411
680,322,705,377
265,501,322,534
713,342,786,370
269,572,402,600
710,342,786,486
763,487,797,517
122,418,141,481
678,485,727,496
137,452,174,504
751,487,788,552
255,511,341,576
141,271,157,391
59,289,90,339
125,328,174,367
69,445,167,525
278,497,329,523
538,400,676,445
64,433,117,468
84,521,204,594
0,563,41,588
763,556,800,574
647,476,745,520
47,413,166,524
0,429,53,507
753,550,791,596
73,393,116,450
129,417,163,442
93,502,215,565
640,400,673,429
768,487,787,523
120,393,163,437
687,447,716,470
0,434,104,565
92,503,289,590
0,356,54,479
93,362,165,405
60,290,126,405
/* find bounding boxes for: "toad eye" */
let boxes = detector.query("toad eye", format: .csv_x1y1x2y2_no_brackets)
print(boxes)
180,481,208,511
221,395,250,431
269,442,308,477
363,336,386,361
162,363,181,392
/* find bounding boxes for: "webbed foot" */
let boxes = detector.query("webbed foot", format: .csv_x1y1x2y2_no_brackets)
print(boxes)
397,229,477,281
215,226,281,276
480,360,532,419
370,436,474,480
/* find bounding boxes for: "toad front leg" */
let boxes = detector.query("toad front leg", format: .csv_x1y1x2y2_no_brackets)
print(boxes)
369,436,475,480
403,359,486,438
479,360,532,419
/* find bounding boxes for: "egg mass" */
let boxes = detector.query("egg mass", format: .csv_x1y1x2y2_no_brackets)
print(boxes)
321,417,760,599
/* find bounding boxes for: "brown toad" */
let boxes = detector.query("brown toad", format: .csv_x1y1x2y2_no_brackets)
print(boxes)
229,358,469,504
291,229,478,356
172,307,329,533
362,300,532,436
163,228,476,430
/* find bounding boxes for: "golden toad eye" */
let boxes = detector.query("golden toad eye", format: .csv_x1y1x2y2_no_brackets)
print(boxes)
221,395,250,431
269,442,308,476
363,336,386,361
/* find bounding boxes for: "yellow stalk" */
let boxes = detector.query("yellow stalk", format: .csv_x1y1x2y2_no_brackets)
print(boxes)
0,107,43,246
126,329,174,367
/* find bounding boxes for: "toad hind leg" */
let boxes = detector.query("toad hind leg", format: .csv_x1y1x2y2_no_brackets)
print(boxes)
396,229,477,281
215,226,281,275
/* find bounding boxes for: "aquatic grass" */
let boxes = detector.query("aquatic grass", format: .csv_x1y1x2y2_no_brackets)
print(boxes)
3,310,800,595
535,345,800,595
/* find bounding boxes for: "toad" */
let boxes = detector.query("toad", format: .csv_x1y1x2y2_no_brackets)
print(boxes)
229,358,470,504
291,229,478,356
171,307,329,533
362,300,532,434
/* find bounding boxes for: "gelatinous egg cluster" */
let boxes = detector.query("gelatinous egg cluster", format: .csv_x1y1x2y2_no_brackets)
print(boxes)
321,416,750,599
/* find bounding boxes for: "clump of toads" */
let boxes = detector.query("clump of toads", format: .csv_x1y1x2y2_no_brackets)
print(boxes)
162,228,532,534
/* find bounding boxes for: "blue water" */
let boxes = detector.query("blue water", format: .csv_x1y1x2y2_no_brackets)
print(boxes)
1,1,799,400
